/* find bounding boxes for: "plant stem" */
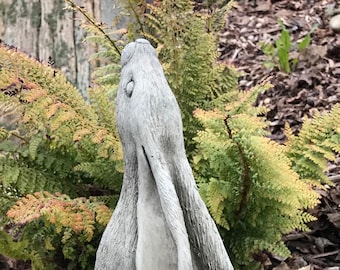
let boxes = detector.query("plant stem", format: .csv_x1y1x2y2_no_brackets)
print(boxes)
10,132,29,144
127,0,145,35
224,116,251,217
65,0,121,56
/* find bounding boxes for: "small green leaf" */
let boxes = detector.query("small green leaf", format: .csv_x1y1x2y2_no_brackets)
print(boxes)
278,19,291,50
277,47,290,73
279,29,291,51
260,42,275,57
29,136,43,160
298,24,318,51
45,237,55,251
263,61,275,69
298,34,311,51
278,19,286,31
291,58,299,71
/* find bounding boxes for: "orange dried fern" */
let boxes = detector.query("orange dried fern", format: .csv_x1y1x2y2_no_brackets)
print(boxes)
7,191,112,241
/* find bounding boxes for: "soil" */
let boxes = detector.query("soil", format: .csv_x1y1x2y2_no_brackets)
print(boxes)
218,0,340,269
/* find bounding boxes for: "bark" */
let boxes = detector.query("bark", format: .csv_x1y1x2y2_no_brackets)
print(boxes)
95,39,234,270
0,0,119,96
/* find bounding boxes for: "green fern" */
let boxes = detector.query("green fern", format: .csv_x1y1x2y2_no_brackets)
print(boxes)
0,158,67,194
0,43,123,192
0,42,122,269
143,0,236,155
74,159,123,190
0,231,31,264
28,135,42,160
194,85,319,269
285,104,340,184
87,86,118,134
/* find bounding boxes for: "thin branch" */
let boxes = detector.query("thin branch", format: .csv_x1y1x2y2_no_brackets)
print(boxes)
65,0,121,56
9,131,29,144
127,0,145,35
311,250,340,259
329,174,340,182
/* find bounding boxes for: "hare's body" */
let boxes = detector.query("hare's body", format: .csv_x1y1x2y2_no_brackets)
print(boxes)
95,39,233,270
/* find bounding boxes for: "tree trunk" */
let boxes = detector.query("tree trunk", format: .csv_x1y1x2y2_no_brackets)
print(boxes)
95,39,234,270
0,0,122,96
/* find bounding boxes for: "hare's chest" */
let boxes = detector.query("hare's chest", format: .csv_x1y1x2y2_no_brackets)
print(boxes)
135,149,177,270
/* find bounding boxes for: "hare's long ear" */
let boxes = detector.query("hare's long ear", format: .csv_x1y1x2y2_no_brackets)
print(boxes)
173,160,235,270
140,143,193,270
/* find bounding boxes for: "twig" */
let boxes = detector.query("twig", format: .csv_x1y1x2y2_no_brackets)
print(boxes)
230,48,241,63
10,132,29,144
329,175,340,183
127,0,145,35
65,0,121,56
311,250,340,259
282,232,310,242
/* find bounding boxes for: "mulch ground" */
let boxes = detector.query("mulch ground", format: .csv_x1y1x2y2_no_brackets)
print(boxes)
218,0,340,269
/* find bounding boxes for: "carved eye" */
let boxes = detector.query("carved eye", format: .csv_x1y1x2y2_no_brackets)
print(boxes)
125,79,134,97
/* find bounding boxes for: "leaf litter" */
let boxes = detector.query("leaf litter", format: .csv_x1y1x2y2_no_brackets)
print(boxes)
218,0,340,269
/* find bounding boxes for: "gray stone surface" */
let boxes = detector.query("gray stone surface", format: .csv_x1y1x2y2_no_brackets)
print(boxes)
95,39,234,270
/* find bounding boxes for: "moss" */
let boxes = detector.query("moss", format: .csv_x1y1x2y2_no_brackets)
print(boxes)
45,13,57,35
31,2,41,28
55,0,66,19
7,0,18,24
44,1,68,35
55,40,70,67
19,0,28,18
4,0,31,24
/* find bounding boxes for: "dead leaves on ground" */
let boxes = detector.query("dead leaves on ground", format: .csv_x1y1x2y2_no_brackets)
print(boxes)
218,0,340,269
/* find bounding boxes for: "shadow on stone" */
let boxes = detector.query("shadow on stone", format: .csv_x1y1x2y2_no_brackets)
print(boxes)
95,39,234,270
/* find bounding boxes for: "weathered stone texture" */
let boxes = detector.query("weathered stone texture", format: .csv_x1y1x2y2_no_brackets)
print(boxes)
95,39,234,270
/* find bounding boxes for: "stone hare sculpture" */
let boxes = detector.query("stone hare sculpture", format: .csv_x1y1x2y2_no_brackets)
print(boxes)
95,38,234,270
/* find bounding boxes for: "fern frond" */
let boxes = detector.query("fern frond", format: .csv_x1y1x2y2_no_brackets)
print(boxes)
0,127,9,141
0,158,64,194
7,191,112,242
65,0,121,56
88,86,117,133
0,100,22,128
29,135,43,160
0,230,30,262
45,102,65,119
286,104,340,184
194,89,319,267
200,179,231,230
